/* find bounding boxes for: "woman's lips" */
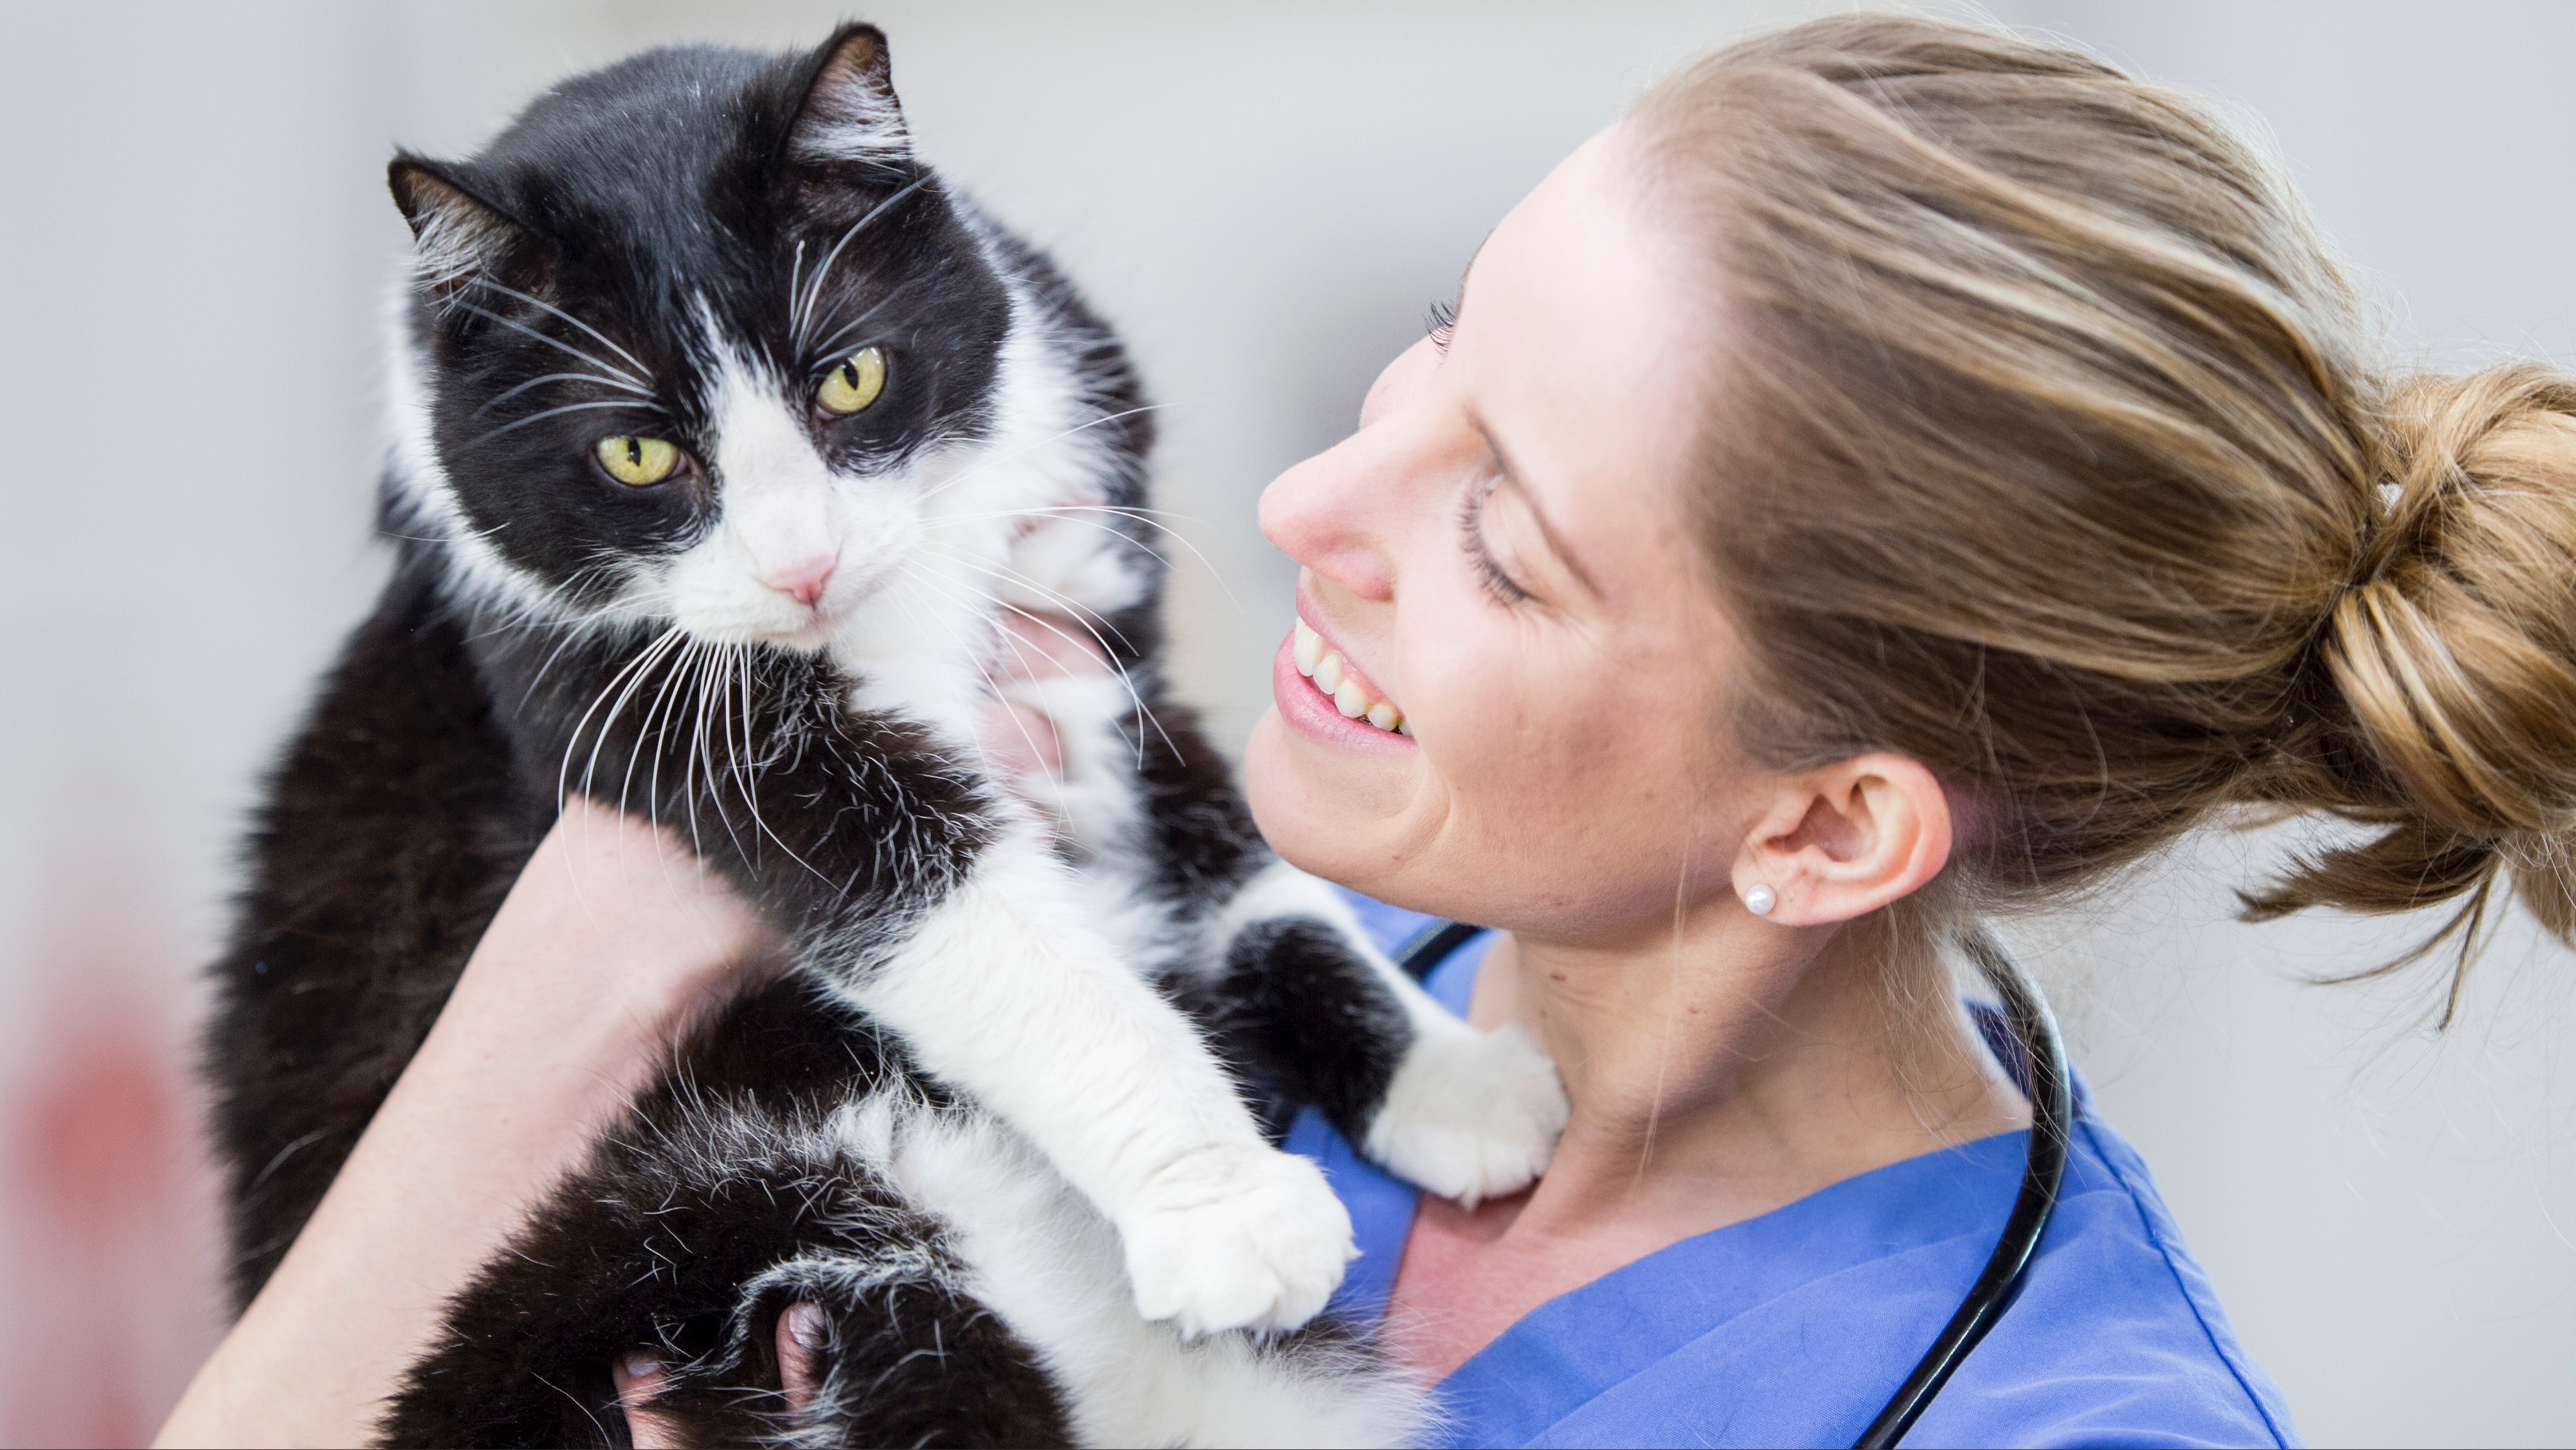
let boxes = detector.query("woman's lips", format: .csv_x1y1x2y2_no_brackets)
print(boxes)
1272,626,1415,752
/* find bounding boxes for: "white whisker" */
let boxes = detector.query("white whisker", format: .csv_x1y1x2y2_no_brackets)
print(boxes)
718,646,834,889
787,237,809,343
382,518,510,545
709,645,760,863
913,542,1139,657
795,174,934,353
452,300,649,388
899,557,1175,769
673,642,722,845
885,574,1023,781
913,404,1164,507
476,370,656,416
921,505,1190,581
806,278,922,362
514,617,607,710
628,637,703,827
463,398,666,451
470,276,656,382
461,554,634,650
560,626,686,809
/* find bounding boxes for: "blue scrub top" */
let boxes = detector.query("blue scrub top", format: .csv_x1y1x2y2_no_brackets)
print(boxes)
1286,897,2301,1449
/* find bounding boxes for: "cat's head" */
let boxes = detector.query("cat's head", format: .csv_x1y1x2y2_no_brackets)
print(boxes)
385,26,1135,652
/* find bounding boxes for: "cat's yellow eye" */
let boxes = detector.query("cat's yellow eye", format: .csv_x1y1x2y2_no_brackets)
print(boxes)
816,345,887,415
596,435,680,487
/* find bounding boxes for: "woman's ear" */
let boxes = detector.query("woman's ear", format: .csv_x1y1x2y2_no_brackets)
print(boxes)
1728,753,1952,926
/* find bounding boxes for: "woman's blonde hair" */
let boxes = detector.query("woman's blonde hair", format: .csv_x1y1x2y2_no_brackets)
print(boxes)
1632,15,2576,1017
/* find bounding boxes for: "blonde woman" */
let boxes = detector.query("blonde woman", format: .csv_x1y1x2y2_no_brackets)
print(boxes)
170,14,2576,1445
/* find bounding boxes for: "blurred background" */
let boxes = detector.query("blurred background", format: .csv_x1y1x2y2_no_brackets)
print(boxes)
3,1,2571,1443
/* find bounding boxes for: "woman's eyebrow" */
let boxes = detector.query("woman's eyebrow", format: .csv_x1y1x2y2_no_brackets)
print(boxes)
1475,417,1604,599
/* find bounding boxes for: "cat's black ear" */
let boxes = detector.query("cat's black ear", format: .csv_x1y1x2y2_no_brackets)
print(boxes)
785,24,909,169
388,157,553,306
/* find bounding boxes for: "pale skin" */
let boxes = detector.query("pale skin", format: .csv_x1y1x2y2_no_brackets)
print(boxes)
156,798,779,1447
1243,125,2026,1381
159,122,2025,1443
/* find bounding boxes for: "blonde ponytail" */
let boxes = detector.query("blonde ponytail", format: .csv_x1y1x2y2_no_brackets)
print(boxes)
1630,16,2576,1011
2249,366,2576,1012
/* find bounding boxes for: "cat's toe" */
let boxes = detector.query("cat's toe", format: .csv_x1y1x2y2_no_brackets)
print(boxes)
1121,1144,1356,1338
1363,1020,1569,1207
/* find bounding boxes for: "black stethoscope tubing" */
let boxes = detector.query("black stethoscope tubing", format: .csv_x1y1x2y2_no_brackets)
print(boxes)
1392,920,2074,1450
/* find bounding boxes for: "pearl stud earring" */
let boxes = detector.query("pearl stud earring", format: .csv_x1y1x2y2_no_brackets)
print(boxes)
1742,883,1777,916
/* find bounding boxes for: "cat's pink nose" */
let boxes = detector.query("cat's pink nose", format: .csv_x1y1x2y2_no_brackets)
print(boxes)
764,559,836,607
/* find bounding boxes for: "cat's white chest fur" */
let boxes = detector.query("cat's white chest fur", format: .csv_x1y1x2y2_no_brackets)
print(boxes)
827,274,1153,747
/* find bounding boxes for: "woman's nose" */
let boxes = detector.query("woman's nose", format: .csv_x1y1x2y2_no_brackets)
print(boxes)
1261,336,1450,605
1259,438,1398,603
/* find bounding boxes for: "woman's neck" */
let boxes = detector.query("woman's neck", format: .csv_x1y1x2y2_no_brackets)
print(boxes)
1388,899,2027,1381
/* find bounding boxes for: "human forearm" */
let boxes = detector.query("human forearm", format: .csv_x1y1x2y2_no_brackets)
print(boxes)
157,803,768,1447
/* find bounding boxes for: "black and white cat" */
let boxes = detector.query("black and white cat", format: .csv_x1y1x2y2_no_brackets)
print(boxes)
205,25,1566,1447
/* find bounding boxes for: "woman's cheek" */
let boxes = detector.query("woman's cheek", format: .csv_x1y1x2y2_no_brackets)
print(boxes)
1442,671,1669,854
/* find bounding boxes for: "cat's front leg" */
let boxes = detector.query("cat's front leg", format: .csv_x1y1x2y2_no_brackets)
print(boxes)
1023,664,1571,1205
1212,862,1571,1208
839,822,1358,1337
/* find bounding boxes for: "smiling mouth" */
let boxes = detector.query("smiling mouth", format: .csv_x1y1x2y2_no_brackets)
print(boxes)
1292,616,1409,735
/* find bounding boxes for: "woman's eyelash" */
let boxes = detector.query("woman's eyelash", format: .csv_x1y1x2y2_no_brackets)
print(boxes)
1425,297,1458,353
1459,476,1530,603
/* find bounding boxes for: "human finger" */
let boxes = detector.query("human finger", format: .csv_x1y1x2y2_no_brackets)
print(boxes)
996,608,1112,679
778,1300,829,1413
613,1349,684,1449
979,696,1066,780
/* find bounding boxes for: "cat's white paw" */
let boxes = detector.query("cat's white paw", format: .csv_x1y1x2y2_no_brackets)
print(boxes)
1363,1020,1568,1207
1121,1143,1356,1338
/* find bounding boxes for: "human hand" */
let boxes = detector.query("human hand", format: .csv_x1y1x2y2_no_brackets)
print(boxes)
978,607,1115,783
469,794,781,1074
614,1301,828,1446
157,801,776,1449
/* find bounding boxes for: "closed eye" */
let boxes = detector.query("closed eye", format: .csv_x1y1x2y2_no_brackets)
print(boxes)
1460,474,1529,604
1426,296,1458,355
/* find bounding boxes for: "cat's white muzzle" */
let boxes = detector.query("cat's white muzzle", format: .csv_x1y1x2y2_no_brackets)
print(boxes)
661,355,922,649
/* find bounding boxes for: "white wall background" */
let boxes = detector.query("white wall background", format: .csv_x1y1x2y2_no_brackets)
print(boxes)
0,3,2568,1444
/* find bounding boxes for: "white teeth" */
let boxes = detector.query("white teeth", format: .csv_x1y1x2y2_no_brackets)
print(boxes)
1292,617,1409,735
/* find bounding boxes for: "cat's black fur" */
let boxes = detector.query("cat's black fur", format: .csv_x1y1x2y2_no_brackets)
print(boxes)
206,26,1558,1447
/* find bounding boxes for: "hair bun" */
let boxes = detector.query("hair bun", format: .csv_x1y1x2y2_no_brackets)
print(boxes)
2255,362,2576,977
1634,13,2576,1013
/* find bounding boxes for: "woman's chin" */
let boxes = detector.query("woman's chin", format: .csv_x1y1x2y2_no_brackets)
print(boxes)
1244,710,1410,890
1241,710,1318,856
